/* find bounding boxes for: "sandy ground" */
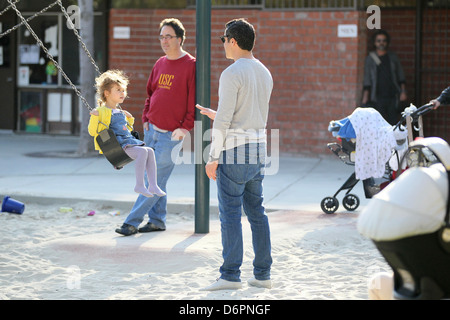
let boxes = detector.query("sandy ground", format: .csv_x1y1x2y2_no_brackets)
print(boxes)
0,200,390,300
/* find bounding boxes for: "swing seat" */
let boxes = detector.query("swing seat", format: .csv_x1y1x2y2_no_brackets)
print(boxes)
96,129,133,170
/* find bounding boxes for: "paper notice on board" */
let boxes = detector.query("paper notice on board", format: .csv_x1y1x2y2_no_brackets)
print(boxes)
45,25,58,57
18,66,29,86
19,44,40,64
113,26,130,39
338,24,357,38
48,93,72,122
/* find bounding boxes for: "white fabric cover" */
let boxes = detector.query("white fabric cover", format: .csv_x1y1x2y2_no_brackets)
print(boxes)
389,125,409,171
357,164,448,241
409,137,450,171
348,108,397,180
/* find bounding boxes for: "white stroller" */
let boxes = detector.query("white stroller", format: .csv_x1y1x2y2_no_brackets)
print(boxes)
322,104,434,214
358,137,450,299
322,107,408,213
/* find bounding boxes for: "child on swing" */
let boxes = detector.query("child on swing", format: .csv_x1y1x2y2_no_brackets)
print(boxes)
88,69,165,198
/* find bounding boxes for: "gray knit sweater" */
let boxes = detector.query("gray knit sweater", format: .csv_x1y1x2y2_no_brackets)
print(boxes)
209,58,273,161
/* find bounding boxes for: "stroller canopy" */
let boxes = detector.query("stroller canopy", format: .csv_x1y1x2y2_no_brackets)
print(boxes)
357,137,450,241
357,164,448,241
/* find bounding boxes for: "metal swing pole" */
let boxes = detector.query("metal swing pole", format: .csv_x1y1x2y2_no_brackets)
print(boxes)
194,1,211,234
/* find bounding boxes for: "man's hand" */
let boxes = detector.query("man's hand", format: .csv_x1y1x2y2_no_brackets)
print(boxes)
122,110,133,118
143,122,149,131
205,160,219,181
196,104,217,120
172,128,188,140
400,91,407,102
429,99,441,110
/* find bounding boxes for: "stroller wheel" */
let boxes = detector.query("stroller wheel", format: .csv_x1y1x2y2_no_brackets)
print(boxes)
343,194,360,211
321,197,339,214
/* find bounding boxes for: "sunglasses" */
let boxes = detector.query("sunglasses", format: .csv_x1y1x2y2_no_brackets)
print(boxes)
220,35,230,43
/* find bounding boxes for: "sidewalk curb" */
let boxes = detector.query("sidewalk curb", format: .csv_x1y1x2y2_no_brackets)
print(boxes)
2,194,220,215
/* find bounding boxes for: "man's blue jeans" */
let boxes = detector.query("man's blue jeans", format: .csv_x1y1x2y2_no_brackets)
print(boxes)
217,143,272,282
123,125,183,229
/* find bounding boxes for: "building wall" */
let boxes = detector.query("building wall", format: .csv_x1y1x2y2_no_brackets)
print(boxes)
372,8,450,144
419,7,450,142
109,8,365,155
108,8,448,156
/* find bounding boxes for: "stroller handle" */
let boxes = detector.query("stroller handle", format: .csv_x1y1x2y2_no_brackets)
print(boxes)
394,103,434,131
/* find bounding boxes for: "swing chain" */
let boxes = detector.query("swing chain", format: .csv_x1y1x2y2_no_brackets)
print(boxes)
0,0,59,39
0,0,19,17
56,0,101,76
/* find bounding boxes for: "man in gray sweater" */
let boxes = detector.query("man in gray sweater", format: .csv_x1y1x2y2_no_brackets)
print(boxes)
197,18,273,291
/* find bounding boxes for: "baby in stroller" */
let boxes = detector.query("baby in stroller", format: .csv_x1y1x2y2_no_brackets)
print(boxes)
321,106,408,214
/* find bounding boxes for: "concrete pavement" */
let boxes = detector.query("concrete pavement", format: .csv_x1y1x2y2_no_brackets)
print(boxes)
0,132,369,216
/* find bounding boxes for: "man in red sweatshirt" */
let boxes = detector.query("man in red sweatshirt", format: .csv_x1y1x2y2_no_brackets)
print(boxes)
116,18,196,236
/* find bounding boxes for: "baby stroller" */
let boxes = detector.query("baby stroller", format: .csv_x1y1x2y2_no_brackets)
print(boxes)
321,107,408,214
358,137,450,299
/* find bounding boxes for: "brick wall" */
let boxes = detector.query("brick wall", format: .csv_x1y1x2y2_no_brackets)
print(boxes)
107,9,197,129
369,10,416,101
108,9,372,155
420,8,450,142
371,8,450,143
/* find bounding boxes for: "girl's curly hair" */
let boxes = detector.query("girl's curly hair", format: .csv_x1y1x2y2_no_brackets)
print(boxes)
95,69,129,106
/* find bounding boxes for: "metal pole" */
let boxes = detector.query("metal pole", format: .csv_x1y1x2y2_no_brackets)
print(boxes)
415,0,423,105
194,1,211,233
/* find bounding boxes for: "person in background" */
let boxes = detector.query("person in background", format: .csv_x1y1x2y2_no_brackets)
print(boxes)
115,18,196,236
362,29,407,125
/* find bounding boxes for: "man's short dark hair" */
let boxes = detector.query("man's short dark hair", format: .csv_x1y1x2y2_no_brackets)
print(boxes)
160,18,186,46
225,18,255,51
